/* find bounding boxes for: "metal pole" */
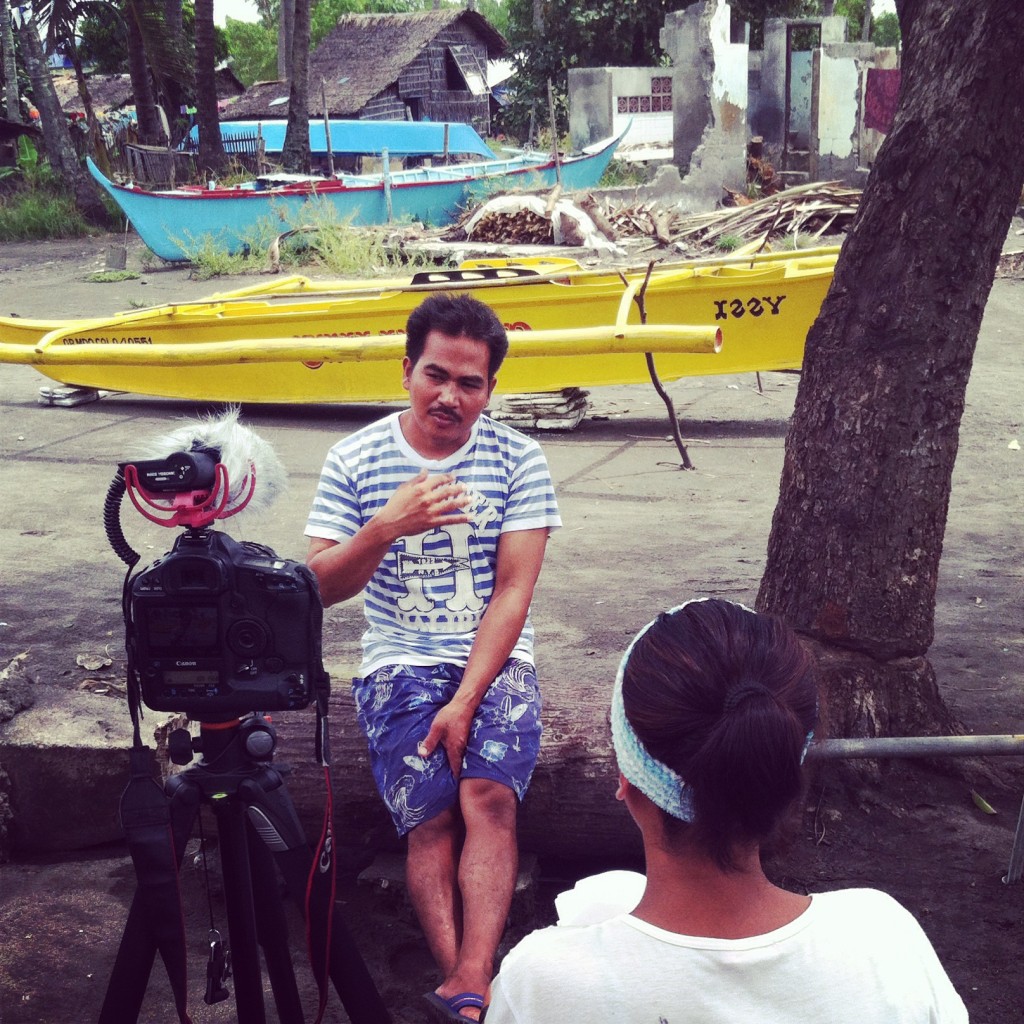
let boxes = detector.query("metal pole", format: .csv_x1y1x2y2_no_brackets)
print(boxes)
805,733,1024,886
381,146,392,222
807,734,1024,760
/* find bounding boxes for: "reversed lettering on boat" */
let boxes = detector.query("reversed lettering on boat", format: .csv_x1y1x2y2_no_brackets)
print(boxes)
298,323,533,367
713,296,786,320
298,322,534,339
60,335,154,345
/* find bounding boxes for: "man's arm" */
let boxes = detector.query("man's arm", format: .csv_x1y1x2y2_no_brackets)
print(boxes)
307,469,470,606
418,527,550,776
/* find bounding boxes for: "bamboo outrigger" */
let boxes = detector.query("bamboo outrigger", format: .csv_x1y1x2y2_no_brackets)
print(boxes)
0,247,838,405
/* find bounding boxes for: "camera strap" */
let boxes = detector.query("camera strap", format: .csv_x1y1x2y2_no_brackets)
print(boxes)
119,747,194,1024
306,674,335,1023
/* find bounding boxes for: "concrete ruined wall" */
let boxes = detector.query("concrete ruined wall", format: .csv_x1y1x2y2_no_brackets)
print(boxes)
564,0,901,197
811,40,882,183
567,67,674,151
661,0,748,210
755,16,847,157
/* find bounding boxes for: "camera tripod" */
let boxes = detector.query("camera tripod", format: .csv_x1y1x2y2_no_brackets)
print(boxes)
98,716,391,1024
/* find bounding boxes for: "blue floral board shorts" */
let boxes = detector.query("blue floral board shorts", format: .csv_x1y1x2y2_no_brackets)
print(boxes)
352,659,542,837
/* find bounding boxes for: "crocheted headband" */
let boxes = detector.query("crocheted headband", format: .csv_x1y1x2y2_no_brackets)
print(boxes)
610,598,815,822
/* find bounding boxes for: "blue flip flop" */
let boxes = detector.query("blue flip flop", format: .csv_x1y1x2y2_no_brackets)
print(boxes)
423,989,486,1022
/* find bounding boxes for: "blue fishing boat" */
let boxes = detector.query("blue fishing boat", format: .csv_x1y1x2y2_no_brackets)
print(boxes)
185,119,497,159
87,129,625,263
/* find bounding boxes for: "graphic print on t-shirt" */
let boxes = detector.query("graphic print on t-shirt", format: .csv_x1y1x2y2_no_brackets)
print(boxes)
395,516,488,630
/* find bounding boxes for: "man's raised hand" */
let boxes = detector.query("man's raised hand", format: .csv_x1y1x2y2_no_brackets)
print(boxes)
377,469,471,540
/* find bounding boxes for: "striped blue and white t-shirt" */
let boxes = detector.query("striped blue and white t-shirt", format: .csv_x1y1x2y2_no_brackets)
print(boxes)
306,411,561,674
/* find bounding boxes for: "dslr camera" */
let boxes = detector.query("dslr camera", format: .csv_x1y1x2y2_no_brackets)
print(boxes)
107,426,328,718
128,529,323,715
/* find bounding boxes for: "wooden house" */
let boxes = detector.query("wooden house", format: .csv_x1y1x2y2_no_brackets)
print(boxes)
228,8,506,138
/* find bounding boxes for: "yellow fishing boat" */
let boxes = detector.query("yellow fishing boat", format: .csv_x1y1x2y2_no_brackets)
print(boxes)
0,247,837,404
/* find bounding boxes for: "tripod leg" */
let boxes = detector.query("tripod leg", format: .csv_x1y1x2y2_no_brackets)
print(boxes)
247,825,305,1024
214,798,268,1024
98,774,201,1024
240,775,392,1024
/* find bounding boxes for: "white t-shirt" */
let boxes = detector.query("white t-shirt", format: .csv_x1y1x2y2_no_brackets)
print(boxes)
487,887,967,1024
305,411,561,674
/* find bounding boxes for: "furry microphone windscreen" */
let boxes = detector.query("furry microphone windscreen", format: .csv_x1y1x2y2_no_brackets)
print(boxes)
133,408,288,515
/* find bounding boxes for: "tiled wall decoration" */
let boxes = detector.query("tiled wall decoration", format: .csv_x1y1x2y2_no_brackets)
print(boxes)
617,76,673,114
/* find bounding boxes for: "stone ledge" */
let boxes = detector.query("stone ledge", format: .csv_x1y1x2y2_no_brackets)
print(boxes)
0,689,156,855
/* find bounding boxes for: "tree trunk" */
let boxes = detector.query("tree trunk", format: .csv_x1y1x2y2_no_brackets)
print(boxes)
861,0,873,40
16,12,108,224
280,0,310,175
757,0,1024,738
16,13,79,178
70,45,112,177
193,0,228,177
126,2,164,145
277,0,294,81
1,0,19,121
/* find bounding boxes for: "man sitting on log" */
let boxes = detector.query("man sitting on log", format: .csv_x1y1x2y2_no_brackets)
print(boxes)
305,293,561,1023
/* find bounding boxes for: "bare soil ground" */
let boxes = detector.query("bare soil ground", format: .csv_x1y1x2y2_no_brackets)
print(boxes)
0,232,1022,1023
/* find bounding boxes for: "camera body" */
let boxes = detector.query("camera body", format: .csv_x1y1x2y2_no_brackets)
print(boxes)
127,529,325,715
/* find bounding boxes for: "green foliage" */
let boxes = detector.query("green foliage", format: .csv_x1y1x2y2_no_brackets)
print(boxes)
598,158,650,188
872,11,901,48
828,1,900,46
0,180,93,241
223,17,278,86
833,0,867,39
17,136,40,176
77,4,131,73
716,233,745,252
176,198,446,279
77,0,227,77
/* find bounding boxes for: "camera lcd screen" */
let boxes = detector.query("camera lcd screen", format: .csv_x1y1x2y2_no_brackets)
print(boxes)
144,604,219,651
164,668,220,687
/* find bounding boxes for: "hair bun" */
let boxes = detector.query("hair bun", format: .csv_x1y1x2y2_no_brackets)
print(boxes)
722,681,774,713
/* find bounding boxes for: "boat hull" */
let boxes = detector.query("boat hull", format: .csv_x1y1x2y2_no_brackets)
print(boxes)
1,251,837,404
86,132,622,263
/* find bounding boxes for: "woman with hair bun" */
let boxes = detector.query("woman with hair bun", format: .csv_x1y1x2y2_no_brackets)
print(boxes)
486,599,967,1024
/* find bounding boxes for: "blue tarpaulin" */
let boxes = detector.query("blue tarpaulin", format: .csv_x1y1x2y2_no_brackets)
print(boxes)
186,119,495,158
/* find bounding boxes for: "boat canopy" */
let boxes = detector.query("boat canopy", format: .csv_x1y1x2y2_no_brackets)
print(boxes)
185,119,495,159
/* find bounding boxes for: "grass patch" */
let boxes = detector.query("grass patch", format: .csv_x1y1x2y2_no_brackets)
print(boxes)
716,234,745,252
599,158,650,188
0,185,93,241
177,199,451,280
87,270,141,282
777,232,818,251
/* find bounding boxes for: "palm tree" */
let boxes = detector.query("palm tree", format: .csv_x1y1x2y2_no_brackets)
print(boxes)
1,0,20,120
14,4,108,222
280,0,310,173
193,0,227,175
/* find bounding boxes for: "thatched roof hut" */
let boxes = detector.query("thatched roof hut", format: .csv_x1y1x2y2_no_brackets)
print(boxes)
50,67,246,117
229,8,506,136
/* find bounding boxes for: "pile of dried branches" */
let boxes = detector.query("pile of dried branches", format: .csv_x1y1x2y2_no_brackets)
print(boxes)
461,207,555,244
442,180,860,252
676,180,861,245
580,180,860,251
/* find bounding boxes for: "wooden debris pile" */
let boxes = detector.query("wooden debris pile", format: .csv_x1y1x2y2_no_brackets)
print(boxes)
578,194,678,245
579,180,859,251
462,206,556,244
674,180,861,247
444,180,859,253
